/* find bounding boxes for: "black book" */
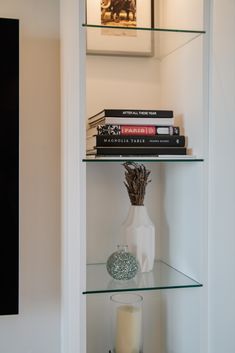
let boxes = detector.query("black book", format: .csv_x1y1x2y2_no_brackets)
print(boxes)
94,135,185,147
89,109,174,124
88,147,187,156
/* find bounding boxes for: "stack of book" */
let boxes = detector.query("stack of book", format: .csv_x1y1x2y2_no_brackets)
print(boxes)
86,109,187,157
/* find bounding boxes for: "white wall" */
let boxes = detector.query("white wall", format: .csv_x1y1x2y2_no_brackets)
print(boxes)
208,1,235,352
0,1,60,353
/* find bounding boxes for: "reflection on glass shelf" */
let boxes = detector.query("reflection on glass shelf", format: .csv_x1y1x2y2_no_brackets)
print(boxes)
83,260,202,294
82,24,205,59
83,156,204,163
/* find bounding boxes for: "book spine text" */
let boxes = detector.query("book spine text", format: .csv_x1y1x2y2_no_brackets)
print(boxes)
96,135,185,147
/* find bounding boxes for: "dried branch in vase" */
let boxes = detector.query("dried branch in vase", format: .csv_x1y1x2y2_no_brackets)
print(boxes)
123,162,151,206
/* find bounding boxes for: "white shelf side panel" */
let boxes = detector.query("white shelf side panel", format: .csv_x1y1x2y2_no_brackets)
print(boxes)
60,0,86,353
159,163,205,280
157,4,207,353
159,28,205,280
160,36,204,158
160,289,202,353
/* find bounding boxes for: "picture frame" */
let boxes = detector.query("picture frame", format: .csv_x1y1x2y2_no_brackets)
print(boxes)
86,0,154,57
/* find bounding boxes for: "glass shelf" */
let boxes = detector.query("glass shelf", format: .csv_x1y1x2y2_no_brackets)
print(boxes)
83,23,205,34
83,24,205,59
83,156,204,162
83,260,202,294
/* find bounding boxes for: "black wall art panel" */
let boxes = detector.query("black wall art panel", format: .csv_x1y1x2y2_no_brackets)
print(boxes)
0,18,19,315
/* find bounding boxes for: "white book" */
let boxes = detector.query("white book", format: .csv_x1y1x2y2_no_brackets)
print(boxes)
88,116,174,128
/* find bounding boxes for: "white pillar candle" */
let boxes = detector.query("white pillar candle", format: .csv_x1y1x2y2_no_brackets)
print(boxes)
115,304,142,353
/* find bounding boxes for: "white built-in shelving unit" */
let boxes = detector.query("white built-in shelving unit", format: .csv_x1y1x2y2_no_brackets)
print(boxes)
61,0,210,352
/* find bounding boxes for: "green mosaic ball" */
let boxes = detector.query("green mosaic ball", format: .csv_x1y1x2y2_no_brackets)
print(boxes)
106,245,139,280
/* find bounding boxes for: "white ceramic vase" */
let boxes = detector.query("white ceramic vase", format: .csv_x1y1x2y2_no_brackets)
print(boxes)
123,205,155,273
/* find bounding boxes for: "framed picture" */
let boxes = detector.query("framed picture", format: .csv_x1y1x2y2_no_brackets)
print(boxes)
86,0,154,56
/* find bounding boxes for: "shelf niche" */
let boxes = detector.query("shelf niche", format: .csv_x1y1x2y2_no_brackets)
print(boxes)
84,1,206,353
